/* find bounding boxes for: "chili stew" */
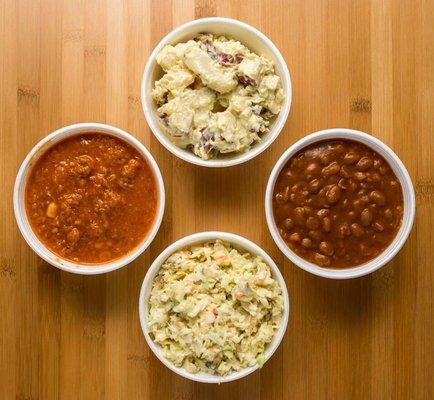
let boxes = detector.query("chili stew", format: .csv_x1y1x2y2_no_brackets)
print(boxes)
25,133,158,264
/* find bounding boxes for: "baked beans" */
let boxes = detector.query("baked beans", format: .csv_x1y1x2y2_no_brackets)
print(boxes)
273,139,403,268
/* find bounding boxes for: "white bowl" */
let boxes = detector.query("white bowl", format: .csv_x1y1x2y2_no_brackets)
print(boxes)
265,128,416,279
13,123,165,275
139,231,290,383
141,17,292,168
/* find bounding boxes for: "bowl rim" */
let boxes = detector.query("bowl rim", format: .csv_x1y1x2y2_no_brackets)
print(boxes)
141,17,292,168
265,128,416,279
138,231,290,383
13,122,166,275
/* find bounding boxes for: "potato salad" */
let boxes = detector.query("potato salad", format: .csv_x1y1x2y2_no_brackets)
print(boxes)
147,240,283,376
152,34,285,160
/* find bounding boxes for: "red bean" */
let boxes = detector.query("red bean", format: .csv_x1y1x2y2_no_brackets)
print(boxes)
339,165,351,178
275,193,285,204
319,241,334,256
356,157,373,171
317,186,329,207
370,190,386,206
326,185,341,204
367,172,380,182
289,232,301,242
333,143,345,154
359,195,370,205
383,208,393,220
326,174,340,185
350,223,365,237
317,209,330,218
343,152,360,165
354,172,367,181
303,206,313,215
283,218,294,230
290,191,307,206
360,182,372,189
319,152,332,165
322,217,332,232
373,221,385,232
338,178,350,190
360,208,373,226
338,223,351,238
314,253,331,267
294,207,306,226
322,161,341,177
292,182,308,192
279,228,288,240
302,238,312,248
348,179,358,191
306,216,320,230
308,230,323,241
308,178,322,193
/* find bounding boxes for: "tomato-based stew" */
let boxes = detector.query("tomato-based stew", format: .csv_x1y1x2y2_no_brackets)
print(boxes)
25,134,158,264
273,139,404,268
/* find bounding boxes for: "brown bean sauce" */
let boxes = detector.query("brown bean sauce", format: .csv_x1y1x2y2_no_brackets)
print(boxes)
25,134,158,264
273,139,404,268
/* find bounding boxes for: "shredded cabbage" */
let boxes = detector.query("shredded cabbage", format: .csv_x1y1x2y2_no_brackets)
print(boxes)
147,240,283,376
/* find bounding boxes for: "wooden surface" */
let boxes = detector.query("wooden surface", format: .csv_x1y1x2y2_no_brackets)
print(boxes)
1,0,433,399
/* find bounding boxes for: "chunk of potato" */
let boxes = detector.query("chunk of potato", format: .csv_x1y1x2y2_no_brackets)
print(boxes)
46,202,58,218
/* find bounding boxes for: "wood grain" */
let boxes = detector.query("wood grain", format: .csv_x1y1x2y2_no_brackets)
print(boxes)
1,0,433,399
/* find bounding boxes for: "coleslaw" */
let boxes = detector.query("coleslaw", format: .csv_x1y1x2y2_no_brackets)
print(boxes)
147,240,283,376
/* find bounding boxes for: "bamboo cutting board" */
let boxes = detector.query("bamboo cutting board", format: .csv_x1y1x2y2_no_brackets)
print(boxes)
1,0,433,399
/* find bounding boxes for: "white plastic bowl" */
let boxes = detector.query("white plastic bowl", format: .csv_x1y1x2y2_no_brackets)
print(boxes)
139,231,290,383
141,17,292,168
265,128,416,279
13,123,165,275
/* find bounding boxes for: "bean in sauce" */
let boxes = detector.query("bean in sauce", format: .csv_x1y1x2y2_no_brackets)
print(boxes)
273,139,404,268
